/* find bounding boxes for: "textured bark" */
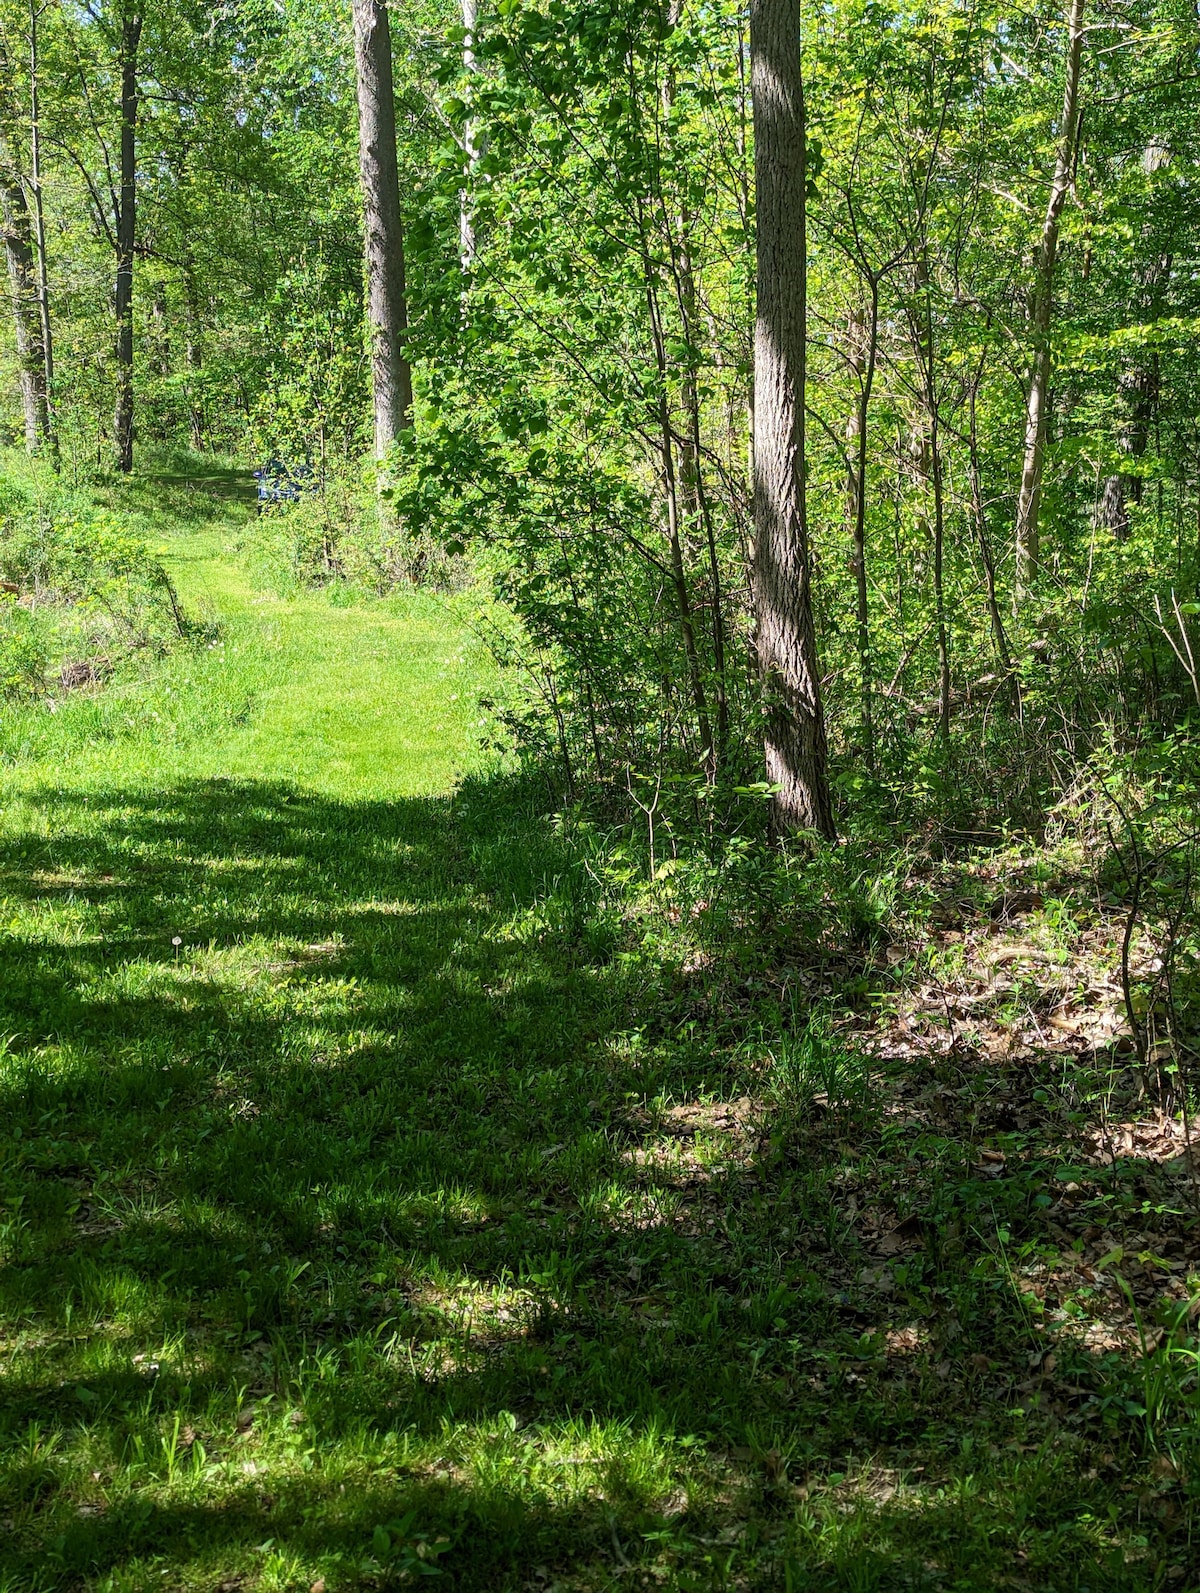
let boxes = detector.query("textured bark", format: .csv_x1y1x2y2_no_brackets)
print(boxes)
750,0,835,840
113,7,142,474
352,0,413,458
1014,0,1085,593
27,1,55,448
1,169,50,451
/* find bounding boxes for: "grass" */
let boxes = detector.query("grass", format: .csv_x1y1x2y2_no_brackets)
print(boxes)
1,461,1198,1591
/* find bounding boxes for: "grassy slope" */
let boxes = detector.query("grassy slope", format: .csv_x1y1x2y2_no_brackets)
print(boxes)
0,474,1195,1592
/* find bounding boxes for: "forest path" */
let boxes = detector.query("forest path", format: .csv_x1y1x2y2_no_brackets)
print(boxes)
0,489,665,1592
157,513,488,799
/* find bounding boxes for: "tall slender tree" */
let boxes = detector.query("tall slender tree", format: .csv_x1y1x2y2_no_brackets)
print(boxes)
351,0,412,459
750,0,835,839
0,168,49,451
0,16,54,456
1014,0,1086,592
458,0,479,273
113,2,142,472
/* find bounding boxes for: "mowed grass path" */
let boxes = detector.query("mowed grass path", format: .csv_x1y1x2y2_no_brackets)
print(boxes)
0,484,1186,1591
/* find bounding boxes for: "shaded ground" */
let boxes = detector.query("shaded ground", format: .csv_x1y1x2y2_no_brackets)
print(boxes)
1,482,1198,1591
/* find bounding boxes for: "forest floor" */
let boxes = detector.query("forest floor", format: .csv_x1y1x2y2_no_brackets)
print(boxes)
1,468,1198,1592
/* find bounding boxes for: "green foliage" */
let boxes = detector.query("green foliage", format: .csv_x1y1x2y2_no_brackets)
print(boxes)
0,456,201,686
0,593,49,699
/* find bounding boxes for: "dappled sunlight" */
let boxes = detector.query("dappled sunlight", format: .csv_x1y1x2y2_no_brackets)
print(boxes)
1,774,1196,1586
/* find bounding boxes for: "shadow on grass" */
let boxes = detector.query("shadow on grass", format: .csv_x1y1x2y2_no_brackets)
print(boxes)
0,776,1194,1589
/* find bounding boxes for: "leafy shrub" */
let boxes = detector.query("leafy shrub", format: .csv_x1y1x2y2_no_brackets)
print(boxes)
0,596,50,700
0,457,203,685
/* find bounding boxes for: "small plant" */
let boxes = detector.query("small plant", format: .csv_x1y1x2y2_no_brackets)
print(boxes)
764,1006,873,1120
361,1514,452,1579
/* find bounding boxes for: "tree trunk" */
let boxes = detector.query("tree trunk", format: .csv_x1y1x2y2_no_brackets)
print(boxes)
28,2,55,447
1,169,51,452
459,0,479,273
662,0,729,764
352,0,413,459
750,0,835,840
113,7,142,474
1014,0,1085,593
1097,236,1170,541
184,266,205,451
930,408,950,745
967,368,1018,713
847,292,878,764
1,6,56,458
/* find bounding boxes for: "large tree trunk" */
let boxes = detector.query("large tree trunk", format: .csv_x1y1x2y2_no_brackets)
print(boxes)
113,7,142,474
1014,0,1085,594
1,169,51,452
750,0,835,840
352,0,413,458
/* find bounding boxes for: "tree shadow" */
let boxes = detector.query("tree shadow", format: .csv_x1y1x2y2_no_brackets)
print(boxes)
0,775,1194,1588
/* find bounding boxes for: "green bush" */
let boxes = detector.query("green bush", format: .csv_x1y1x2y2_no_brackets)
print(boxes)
0,460,197,680
0,595,50,700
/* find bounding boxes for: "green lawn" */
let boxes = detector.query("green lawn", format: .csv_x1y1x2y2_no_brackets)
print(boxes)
0,478,1195,1591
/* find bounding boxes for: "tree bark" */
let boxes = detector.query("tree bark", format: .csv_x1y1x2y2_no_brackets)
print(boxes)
750,0,835,840
1,168,51,452
113,6,142,474
352,0,413,458
1014,0,1085,593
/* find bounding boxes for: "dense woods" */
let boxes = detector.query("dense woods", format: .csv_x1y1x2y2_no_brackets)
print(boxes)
3,2,1200,1587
